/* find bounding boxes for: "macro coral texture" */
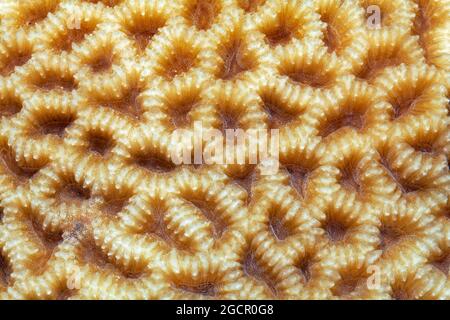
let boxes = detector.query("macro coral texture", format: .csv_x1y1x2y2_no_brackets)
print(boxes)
0,0,449,300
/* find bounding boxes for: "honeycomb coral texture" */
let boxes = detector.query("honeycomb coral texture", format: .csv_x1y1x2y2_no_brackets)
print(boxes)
0,0,449,300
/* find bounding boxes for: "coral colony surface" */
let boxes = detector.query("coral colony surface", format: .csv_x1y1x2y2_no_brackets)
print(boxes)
0,0,449,299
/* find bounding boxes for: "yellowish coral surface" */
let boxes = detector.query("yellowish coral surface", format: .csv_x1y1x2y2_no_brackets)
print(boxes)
0,0,449,299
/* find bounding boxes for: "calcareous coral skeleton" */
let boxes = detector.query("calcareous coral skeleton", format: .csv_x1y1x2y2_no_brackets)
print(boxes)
0,0,449,300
